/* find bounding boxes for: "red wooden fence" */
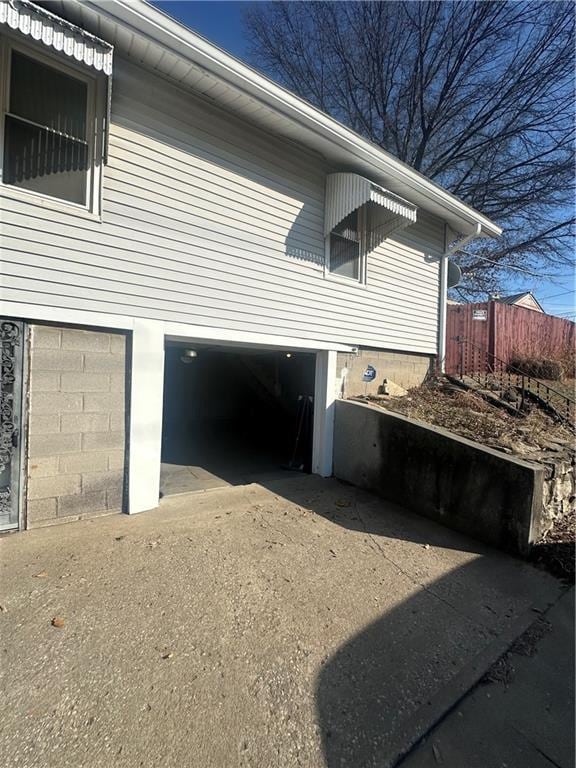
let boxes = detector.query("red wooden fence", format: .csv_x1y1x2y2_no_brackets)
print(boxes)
445,302,575,375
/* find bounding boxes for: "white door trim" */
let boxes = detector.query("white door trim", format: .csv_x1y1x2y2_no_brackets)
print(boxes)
127,329,339,513
312,350,337,477
127,319,164,514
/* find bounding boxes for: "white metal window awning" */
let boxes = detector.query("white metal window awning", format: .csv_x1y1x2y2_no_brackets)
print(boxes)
0,0,114,160
325,173,418,251
0,0,113,73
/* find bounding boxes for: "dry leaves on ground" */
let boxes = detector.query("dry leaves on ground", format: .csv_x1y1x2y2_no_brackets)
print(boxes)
370,383,573,456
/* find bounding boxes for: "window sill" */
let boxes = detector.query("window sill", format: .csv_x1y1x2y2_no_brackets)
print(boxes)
323,270,368,289
0,184,102,223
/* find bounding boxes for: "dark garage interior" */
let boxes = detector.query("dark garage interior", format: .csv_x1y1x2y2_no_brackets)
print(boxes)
160,343,316,496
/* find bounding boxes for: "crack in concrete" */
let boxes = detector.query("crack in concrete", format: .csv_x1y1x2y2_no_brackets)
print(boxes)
353,493,488,628
511,725,565,768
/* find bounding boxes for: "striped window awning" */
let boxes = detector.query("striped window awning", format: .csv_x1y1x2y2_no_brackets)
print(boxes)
0,0,113,73
0,0,113,161
325,173,418,252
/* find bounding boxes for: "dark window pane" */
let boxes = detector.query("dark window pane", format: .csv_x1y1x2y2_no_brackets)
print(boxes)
330,209,361,279
10,51,87,141
330,233,360,279
4,115,88,205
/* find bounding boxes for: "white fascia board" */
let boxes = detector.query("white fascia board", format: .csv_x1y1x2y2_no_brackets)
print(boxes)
87,0,502,240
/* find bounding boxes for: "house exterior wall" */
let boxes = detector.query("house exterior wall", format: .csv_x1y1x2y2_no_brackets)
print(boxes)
26,325,127,527
1,53,443,356
0,30,451,524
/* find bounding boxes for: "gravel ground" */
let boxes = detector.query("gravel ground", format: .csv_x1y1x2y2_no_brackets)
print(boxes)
0,475,562,768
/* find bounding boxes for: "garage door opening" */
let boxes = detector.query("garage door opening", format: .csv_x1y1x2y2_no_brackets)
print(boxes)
160,343,316,497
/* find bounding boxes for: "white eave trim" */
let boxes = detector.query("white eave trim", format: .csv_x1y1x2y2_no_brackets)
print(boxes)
0,0,113,74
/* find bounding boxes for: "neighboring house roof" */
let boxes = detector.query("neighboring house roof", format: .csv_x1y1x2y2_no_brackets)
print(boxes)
496,292,544,313
39,0,502,241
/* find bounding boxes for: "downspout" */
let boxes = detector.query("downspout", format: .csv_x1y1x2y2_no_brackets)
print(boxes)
438,222,482,373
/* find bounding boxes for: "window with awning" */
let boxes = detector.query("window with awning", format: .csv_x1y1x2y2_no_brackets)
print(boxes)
0,0,113,165
325,173,418,281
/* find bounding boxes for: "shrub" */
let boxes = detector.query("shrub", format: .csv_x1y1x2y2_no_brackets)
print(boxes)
508,355,564,381
557,351,576,380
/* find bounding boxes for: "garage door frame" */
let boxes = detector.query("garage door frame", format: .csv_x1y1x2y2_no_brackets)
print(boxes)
127,320,345,514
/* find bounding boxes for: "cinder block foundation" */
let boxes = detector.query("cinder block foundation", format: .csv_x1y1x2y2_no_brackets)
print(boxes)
25,325,128,528
337,348,433,397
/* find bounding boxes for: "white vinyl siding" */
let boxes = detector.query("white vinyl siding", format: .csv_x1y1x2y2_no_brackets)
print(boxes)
0,55,443,354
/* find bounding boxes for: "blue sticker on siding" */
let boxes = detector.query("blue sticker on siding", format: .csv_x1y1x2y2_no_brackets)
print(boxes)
362,365,376,382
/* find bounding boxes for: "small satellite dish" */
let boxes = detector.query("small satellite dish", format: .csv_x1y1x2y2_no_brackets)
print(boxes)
447,260,462,289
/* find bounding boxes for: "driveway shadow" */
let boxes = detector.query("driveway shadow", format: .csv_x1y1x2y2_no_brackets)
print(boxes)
260,474,491,555
313,556,562,768
253,475,563,766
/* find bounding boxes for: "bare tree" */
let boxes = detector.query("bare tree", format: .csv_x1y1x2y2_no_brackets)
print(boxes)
244,1,575,296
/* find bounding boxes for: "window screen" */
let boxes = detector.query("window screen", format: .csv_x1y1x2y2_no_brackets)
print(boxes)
329,209,361,280
3,51,89,205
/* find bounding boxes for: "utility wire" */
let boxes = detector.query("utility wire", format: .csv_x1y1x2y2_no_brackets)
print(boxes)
539,289,576,300
456,250,569,279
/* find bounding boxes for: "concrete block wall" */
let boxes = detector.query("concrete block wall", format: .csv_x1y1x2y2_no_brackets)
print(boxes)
26,325,128,528
337,348,433,398
334,400,544,556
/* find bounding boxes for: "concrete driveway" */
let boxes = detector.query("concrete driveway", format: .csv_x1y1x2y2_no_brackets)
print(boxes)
400,588,575,768
0,474,562,768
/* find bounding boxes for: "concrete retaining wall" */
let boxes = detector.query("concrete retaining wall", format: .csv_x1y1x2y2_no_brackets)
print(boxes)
337,348,432,398
333,400,544,555
26,325,128,528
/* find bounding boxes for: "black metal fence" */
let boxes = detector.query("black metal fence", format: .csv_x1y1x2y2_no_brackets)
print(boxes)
452,338,575,427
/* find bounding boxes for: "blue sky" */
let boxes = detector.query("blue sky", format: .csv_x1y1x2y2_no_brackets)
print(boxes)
154,1,574,317
153,1,248,58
